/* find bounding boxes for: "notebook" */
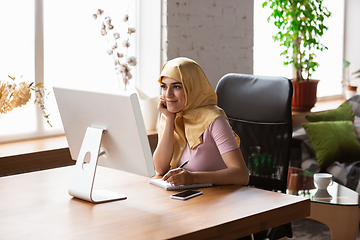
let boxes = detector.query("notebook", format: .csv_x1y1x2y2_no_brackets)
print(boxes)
149,178,213,191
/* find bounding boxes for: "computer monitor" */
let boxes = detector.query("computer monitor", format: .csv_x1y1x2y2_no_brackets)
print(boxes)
53,87,156,203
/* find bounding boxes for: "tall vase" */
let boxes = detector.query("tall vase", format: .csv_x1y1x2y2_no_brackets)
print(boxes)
135,87,159,131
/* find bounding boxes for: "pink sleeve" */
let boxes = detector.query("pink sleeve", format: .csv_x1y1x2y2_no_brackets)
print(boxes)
210,116,239,155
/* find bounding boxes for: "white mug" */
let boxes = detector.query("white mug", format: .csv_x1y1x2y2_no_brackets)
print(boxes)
313,173,333,190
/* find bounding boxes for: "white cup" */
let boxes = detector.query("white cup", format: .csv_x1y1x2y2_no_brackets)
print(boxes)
313,173,333,190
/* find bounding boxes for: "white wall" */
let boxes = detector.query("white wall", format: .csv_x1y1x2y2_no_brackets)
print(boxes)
344,0,360,87
163,0,253,89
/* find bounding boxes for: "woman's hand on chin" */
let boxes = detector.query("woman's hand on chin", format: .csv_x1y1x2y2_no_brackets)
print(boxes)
157,96,175,119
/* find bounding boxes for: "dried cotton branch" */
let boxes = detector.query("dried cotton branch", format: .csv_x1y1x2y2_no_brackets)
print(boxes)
94,8,137,90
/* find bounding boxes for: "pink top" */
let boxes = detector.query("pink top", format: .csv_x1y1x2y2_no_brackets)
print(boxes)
177,116,239,171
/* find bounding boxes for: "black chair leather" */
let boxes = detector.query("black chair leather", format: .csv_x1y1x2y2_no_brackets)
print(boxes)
215,73,293,240
347,94,360,117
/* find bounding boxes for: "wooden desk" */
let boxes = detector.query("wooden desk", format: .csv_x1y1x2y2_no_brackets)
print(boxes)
0,166,310,239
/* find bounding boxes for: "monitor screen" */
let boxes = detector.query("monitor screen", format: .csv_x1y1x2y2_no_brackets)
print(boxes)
53,87,156,178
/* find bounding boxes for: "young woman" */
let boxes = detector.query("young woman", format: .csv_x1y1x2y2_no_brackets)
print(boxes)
153,57,249,186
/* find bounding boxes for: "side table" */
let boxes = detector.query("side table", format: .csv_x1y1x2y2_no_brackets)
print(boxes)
287,167,360,240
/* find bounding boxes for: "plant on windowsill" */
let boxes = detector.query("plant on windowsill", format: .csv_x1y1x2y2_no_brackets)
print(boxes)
262,0,331,111
0,75,51,126
93,9,137,91
343,60,359,99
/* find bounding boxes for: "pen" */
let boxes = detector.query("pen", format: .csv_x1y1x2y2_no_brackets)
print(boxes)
179,160,189,168
162,160,190,181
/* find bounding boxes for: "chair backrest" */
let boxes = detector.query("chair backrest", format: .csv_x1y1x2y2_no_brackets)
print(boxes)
347,94,360,117
216,73,293,193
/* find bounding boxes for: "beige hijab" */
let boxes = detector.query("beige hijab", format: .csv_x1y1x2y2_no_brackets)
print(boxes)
157,57,240,169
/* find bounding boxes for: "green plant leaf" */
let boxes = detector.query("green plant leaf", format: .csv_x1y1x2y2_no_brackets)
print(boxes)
263,0,331,81
343,60,350,69
352,69,360,75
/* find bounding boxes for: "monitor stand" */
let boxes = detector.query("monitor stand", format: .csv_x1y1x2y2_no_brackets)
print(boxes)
68,127,127,203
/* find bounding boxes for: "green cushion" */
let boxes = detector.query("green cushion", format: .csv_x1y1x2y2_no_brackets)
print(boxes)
303,121,360,168
306,101,354,122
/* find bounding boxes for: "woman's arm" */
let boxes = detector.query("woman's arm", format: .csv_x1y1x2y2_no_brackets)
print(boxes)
152,96,176,175
162,148,249,186
153,117,175,174
193,148,249,185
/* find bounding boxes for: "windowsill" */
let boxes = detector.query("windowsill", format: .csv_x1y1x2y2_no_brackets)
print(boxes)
1,97,346,158
0,130,158,158
0,129,158,177
0,135,68,158
292,97,346,126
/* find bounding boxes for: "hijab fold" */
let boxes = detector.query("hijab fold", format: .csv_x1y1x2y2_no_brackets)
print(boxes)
157,57,240,169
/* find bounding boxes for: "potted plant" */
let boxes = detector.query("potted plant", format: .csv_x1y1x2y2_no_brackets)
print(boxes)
343,60,359,99
262,0,331,111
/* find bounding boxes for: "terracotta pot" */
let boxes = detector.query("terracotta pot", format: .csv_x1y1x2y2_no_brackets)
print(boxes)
346,85,357,91
291,79,320,112
345,85,357,99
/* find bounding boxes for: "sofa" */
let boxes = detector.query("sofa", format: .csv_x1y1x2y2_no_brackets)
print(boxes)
291,94,360,194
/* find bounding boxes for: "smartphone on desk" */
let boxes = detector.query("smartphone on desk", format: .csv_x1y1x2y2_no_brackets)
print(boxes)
170,190,202,200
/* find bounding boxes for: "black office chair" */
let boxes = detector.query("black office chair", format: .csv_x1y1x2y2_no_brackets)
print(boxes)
215,73,293,240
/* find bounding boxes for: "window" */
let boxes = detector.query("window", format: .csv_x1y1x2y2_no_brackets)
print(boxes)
0,0,162,144
0,1,37,142
253,0,345,98
42,0,138,139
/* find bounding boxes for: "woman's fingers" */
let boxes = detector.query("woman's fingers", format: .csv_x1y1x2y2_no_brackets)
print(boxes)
163,169,191,186
157,96,165,111
162,168,180,181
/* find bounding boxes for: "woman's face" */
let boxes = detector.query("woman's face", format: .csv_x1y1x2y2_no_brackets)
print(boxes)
160,77,186,113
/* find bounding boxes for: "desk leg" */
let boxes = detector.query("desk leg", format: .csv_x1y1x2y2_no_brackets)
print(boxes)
308,202,360,240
